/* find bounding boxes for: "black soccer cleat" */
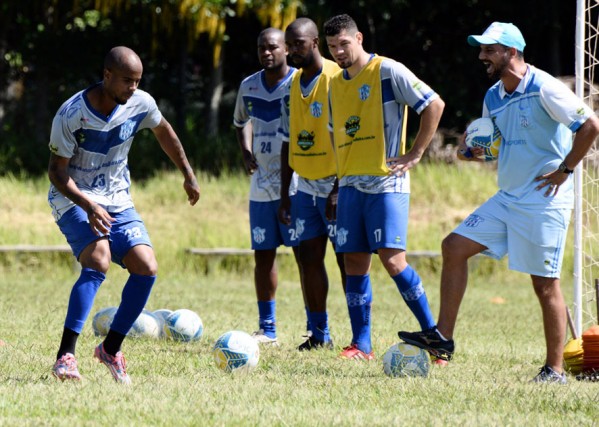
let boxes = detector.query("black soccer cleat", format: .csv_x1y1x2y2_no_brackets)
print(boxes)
532,365,567,384
298,335,334,351
398,328,455,361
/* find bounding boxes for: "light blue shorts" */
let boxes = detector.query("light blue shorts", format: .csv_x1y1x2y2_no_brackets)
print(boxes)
453,194,571,277
294,190,336,244
335,186,409,253
249,198,299,250
57,206,152,268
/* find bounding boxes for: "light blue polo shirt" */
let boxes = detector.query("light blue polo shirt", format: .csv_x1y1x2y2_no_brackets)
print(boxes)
482,65,593,208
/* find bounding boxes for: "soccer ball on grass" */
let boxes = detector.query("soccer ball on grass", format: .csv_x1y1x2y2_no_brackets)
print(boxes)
382,342,431,377
163,309,203,342
128,309,163,339
91,306,117,336
212,330,260,373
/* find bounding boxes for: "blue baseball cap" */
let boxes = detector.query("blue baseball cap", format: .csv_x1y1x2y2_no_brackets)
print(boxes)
467,22,526,51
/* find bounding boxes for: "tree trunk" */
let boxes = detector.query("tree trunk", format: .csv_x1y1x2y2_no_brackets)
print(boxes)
207,51,224,138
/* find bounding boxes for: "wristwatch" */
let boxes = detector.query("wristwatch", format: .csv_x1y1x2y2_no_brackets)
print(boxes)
558,162,574,174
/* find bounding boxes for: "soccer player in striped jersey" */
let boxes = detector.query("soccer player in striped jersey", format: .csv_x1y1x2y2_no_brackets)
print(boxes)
233,28,302,345
49,46,200,383
324,14,445,360
278,17,346,351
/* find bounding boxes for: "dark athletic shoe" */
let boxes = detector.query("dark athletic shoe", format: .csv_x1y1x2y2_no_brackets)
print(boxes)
398,328,455,361
298,335,333,351
532,365,567,384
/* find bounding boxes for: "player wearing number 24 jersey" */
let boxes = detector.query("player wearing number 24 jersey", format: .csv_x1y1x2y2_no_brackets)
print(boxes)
233,28,303,345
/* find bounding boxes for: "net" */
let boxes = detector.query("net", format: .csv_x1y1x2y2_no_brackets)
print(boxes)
574,0,599,333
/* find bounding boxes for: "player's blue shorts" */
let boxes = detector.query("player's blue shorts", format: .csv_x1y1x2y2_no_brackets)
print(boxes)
335,186,409,253
453,194,571,278
57,206,152,268
249,198,299,250
294,190,336,244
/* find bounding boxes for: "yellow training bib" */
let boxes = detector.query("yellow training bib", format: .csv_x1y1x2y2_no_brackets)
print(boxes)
330,55,388,177
289,59,340,179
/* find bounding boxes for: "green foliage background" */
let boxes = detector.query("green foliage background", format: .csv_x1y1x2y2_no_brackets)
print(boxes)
0,0,576,177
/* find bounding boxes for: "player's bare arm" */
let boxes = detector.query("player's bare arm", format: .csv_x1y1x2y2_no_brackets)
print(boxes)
278,141,293,225
48,153,115,235
535,114,599,196
388,97,445,176
235,124,258,175
151,117,200,205
325,178,339,222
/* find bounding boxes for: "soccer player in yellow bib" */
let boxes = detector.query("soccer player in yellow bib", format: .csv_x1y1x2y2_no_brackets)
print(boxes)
278,18,346,351
324,14,445,360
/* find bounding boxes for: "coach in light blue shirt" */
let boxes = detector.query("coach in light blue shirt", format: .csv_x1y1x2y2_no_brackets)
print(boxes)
398,22,599,383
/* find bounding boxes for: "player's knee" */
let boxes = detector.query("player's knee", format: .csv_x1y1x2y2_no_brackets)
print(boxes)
144,259,158,276
80,253,111,273
441,234,468,261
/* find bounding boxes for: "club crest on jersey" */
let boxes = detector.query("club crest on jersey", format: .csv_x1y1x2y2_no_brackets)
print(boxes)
295,218,305,237
297,130,315,151
119,119,136,141
336,227,348,247
519,114,530,128
464,214,484,228
310,101,323,118
358,84,371,101
345,116,361,137
75,129,86,145
252,227,266,244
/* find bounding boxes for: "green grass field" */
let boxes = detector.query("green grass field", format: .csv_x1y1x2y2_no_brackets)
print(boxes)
0,165,597,426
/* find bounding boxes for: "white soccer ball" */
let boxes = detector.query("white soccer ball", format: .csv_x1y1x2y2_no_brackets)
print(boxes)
152,309,172,338
212,330,260,373
91,306,117,336
163,309,203,342
382,342,431,378
152,309,173,322
128,309,163,339
465,117,501,161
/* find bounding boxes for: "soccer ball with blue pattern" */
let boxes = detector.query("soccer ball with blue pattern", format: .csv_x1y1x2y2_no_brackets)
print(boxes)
212,331,260,373
465,117,502,162
128,310,163,339
92,306,117,336
163,309,203,342
382,342,430,377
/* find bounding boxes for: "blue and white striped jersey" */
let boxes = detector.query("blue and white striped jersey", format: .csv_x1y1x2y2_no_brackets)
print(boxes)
233,68,297,202
48,83,163,220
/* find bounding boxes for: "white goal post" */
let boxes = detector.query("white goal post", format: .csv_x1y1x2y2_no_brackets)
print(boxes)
574,0,599,336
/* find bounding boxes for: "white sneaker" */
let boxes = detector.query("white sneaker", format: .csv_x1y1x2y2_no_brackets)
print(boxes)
251,329,279,346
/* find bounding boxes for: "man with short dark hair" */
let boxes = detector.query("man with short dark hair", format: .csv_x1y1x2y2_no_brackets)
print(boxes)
399,22,599,383
278,17,345,351
49,46,200,384
234,28,303,345
324,14,445,360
